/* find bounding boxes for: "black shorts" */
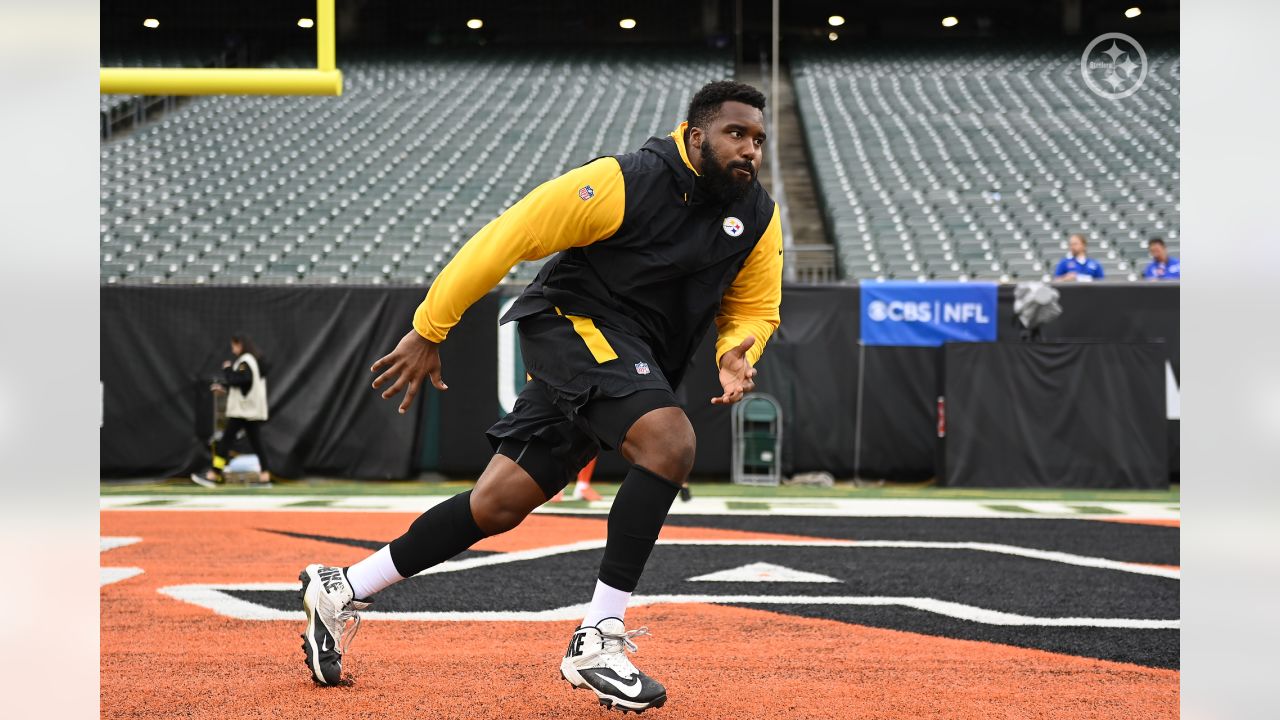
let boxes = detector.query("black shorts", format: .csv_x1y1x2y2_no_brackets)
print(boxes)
485,310,679,496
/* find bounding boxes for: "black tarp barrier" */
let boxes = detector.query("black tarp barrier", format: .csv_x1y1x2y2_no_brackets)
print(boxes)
1019,283,1180,476
104,286,430,479
435,292,503,476
720,285,862,476
855,347,939,480
101,283,1178,482
855,283,1180,480
940,342,1168,488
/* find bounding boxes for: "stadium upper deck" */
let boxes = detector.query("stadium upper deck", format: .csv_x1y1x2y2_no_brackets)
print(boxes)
100,52,729,285
100,46,1178,285
794,45,1179,281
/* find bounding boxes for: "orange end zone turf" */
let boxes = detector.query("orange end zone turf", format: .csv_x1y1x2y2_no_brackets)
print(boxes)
102,511,1178,719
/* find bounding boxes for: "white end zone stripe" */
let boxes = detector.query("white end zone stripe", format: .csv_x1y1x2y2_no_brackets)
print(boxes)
635,595,1180,629
160,583,298,620
156,584,1178,629
101,536,145,585
100,495,1181,521
157,538,1178,627
101,536,142,552
102,567,144,586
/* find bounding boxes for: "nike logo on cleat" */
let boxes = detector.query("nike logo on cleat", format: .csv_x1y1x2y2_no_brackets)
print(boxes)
321,636,330,652
599,674,643,698
566,631,586,658
318,567,346,594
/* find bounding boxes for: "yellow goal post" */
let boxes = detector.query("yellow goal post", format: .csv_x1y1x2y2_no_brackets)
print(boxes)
100,0,341,96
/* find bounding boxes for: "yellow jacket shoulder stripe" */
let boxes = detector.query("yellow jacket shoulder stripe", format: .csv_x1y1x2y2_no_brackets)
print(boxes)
412,157,625,343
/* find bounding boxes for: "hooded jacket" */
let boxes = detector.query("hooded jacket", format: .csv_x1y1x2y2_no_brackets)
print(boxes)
412,122,783,383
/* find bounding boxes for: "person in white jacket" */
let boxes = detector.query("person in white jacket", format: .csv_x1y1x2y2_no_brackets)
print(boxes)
192,334,271,487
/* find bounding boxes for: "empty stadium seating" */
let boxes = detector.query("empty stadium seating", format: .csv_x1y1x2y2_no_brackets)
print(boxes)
792,45,1179,281
100,52,730,285
101,47,1179,285
100,47,236,137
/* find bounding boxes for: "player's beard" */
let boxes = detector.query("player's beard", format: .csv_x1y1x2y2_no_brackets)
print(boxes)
697,139,755,204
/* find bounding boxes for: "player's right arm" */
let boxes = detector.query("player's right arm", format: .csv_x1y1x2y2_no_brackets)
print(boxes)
371,157,626,413
412,157,625,342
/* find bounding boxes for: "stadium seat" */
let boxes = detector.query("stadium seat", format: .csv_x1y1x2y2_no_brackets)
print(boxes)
791,45,1179,281
101,52,731,284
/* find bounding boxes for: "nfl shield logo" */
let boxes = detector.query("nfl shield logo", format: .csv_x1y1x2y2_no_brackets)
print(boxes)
634,362,651,375
578,185,595,201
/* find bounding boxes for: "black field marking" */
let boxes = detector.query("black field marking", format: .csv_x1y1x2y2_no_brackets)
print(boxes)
745,603,1180,669
258,528,494,558
260,529,387,550
229,517,1178,667
228,536,1177,667
235,546,1176,617
649,515,1179,566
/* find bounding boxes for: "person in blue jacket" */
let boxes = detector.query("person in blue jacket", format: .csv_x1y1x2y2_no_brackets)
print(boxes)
1054,233,1105,281
1142,237,1181,280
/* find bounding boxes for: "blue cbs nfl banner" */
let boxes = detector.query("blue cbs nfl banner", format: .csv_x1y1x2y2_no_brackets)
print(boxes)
860,281,998,346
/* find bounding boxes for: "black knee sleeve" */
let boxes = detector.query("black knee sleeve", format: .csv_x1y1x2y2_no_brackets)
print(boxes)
598,465,680,593
387,490,488,578
496,437,581,500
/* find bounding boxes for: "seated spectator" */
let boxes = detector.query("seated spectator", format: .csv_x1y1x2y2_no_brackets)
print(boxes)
1053,233,1105,281
1142,237,1181,280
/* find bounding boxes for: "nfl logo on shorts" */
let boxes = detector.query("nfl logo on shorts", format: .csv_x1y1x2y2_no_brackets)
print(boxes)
634,362,650,375
578,185,595,201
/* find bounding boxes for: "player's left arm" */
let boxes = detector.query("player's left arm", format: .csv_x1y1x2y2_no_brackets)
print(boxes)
712,204,783,405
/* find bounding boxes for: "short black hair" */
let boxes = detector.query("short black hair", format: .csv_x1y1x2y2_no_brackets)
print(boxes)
1147,237,1165,246
686,80,766,132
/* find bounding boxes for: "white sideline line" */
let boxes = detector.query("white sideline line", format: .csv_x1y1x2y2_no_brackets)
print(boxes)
99,495,1181,521
156,585,1178,629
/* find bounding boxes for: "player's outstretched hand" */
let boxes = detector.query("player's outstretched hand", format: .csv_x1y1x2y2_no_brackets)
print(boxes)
371,329,447,415
712,336,757,406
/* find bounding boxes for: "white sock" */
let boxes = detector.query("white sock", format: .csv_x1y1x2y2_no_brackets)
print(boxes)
345,545,404,600
575,479,590,492
581,579,631,627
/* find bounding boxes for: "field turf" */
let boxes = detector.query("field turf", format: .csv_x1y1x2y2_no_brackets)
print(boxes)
101,486,1178,719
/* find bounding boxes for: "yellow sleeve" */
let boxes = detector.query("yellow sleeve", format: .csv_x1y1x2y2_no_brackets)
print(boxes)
412,157,625,342
715,203,783,367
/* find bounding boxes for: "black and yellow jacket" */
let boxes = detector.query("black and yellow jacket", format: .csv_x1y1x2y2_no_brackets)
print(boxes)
413,122,783,384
